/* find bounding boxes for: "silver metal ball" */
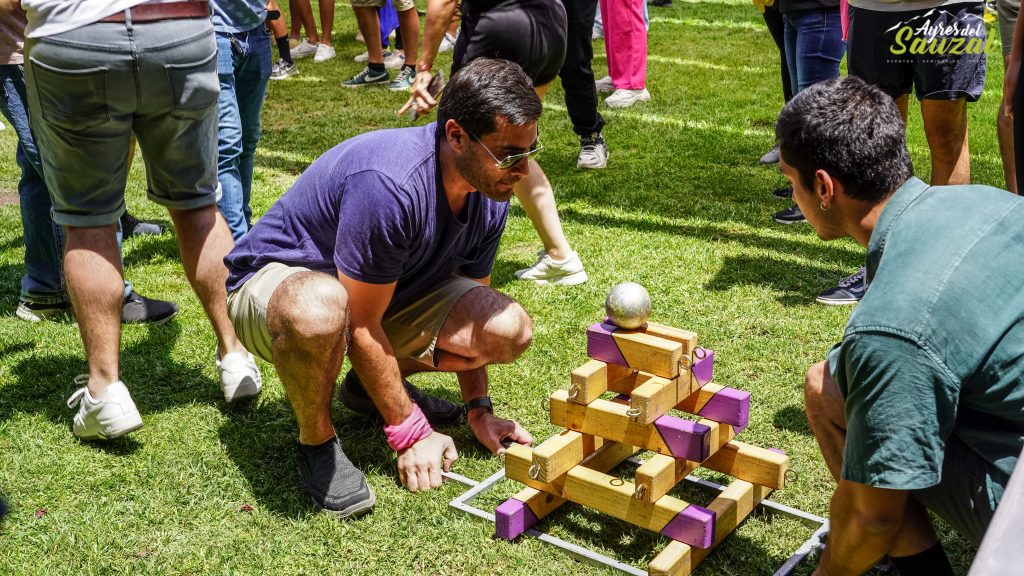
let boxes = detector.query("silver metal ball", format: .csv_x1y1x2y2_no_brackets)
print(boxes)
605,282,652,329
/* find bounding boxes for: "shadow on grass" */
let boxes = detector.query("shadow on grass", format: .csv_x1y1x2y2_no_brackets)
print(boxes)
120,232,182,269
705,254,855,306
773,404,813,436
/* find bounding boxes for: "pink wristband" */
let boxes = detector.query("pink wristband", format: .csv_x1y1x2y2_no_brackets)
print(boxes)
384,403,433,451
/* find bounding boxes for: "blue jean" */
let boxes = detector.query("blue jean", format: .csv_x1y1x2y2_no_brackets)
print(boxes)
215,25,271,240
0,64,129,305
783,7,845,95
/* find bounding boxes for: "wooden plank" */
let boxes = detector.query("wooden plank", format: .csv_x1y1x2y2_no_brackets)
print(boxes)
569,360,607,405
587,322,683,379
648,480,774,576
635,421,737,503
498,440,640,539
504,440,638,499
532,430,585,483
549,390,712,461
676,383,750,429
702,441,789,489
644,322,698,355
563,466,716,548
626,373,677,424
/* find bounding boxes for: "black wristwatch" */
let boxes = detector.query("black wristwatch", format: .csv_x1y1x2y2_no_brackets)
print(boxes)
463,396,493,417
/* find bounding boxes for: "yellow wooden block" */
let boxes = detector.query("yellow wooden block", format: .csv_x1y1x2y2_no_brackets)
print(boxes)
634,421,737,503
644,322,699,356
532,430,585,484
549,390,681,457
562,466,690,535
702,441,789,489
570,360,608,405
612,331,683,379
629,373,679,424
506,440,639,499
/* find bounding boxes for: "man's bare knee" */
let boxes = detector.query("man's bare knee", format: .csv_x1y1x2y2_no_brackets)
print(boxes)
476,295,532,364
267,272,349,343
804,360,845,428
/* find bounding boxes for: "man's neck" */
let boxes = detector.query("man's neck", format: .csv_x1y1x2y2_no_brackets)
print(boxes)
439,140,475,217
844,188,899,248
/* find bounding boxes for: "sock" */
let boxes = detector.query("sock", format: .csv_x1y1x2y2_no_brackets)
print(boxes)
275,35,292,64
890,542,955,576
368,62,386,74
402,64,415,74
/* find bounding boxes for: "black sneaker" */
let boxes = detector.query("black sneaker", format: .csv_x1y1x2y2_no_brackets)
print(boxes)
120,212,165,238
121,291,179,325
16,300,70,322
815,267,867,306
296,437,376,518
773,186,793,199
773,205,806,224
338,370,465,428
648,0,672,6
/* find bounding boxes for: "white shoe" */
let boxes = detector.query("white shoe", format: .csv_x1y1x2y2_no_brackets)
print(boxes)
314,43,336,63
605,88,651,109
577,133,608,169
515,250,589,286
354,50,370,63
217,351,262,403
595,75,614,94
292,39,319,59
384,51,405,70
760,144,780,164
67,377,143,440
439,31,458,52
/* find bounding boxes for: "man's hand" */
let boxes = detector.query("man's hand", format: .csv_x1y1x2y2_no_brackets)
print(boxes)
468,410,533,454
397,431,458,491
398,71,439,118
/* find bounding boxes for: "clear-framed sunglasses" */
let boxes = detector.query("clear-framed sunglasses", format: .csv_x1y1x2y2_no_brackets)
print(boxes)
469,131,544,170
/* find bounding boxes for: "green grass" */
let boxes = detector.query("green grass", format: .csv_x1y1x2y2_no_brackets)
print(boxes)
0,2,1002,574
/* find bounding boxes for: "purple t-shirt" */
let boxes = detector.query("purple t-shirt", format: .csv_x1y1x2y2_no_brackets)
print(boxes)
225,123,509,312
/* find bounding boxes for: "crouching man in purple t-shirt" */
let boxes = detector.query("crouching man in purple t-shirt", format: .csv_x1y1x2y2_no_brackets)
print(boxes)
223,58,541,517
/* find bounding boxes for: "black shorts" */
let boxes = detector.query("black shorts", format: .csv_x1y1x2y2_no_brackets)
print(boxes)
848,2,987,101
452,0,568,87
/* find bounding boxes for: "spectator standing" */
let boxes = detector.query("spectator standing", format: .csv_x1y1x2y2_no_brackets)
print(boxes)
289,0,335,62
21,0,262,440
212,0,272,240
268,0,299,80
998,0,1019,192
342,0,419,91
755,0,793,164
562,0,609,169
595,0,650,108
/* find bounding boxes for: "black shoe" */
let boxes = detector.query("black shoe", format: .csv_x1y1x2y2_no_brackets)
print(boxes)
121,291,179,325
773,205,806,224
16,300,71,322
338,369,465,428
296,437,376,518
648,0,672,6
121,212,165,238
773,186,793,199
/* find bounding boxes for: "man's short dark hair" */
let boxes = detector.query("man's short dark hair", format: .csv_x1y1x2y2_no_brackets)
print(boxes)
776,76,913,204
438,58,542,137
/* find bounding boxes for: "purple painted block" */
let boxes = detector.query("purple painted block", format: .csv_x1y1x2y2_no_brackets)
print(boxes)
654,415,712,461
660,504,717,548
587,322,628,367
692,348,714,385
495,498,539,540
768,447,787,455
696,387,750,429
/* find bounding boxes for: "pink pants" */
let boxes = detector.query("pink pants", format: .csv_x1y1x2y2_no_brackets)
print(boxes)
599,0,647,89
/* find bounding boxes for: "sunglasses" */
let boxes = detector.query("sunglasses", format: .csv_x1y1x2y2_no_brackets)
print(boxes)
469,131,544,170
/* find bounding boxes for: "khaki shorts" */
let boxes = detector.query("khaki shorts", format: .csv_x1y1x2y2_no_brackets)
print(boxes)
351,0,416,13
226,262,483,366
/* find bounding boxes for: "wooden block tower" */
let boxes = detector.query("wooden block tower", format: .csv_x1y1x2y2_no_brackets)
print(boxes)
495,316,789,576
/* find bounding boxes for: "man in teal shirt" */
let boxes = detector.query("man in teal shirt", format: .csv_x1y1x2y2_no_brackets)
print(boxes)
778,76,1024,575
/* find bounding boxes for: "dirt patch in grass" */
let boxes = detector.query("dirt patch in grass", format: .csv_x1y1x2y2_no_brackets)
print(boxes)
0,188,17,206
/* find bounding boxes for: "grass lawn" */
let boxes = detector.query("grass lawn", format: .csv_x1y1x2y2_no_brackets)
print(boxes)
0,1,1003,574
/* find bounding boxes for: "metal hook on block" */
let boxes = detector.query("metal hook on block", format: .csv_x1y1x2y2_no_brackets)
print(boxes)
633,484,646,500
567,384,580,401
625,402,641,420
540,397,551,412
528,464,541,480
785,469,799,485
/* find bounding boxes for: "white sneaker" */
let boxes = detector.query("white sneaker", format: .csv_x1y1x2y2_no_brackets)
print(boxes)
292,39,319,59
605,88,651,109
577,133,608,169
384,51,406,70
595,75,614,93
515,250,589,286
354,50,370,63
760,144,780,164
314,43,336,63
439,31,458,52
67,377,143,440
217,351,262,403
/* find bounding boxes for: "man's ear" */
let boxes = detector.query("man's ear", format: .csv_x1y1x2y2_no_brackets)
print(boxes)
445,119,468,154
814,169,836,208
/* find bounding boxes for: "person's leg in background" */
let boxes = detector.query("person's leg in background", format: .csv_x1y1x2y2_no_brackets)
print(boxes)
234,27,273,230
313,0,336,61
345,0,392,86
388,0,419,91
215,32,250,240
560,0,607,169
759,2,792,164
602,0,650,108
269,0,300,80
998,0,1018,192
289,0,322,58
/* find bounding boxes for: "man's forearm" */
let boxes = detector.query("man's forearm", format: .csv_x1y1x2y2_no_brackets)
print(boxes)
417,0,458,71
348,324,414,425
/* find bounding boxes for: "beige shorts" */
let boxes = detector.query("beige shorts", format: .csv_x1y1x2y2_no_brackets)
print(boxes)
226,262,483,366
350,0,416,12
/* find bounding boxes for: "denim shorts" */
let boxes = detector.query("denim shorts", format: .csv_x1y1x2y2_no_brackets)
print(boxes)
847,2,987,101
24,17,220,227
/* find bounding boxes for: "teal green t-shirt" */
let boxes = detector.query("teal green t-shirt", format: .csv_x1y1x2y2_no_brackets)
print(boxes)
828,177,1024,508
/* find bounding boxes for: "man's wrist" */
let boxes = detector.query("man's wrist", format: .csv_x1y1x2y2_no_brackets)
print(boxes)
417,62,432,73
464,396,493,422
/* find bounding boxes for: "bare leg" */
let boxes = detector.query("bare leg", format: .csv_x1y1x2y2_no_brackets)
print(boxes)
353,7,383,63
1000,54,1018,193
894,94,910,123
397,8,419,65
266,271,349,445
513,159,574,260
291,0,320,44
290,0,301,39
167,205,246,358
318,0,335,47
64,224,123,397
921,98,970,185
803,360,938,557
